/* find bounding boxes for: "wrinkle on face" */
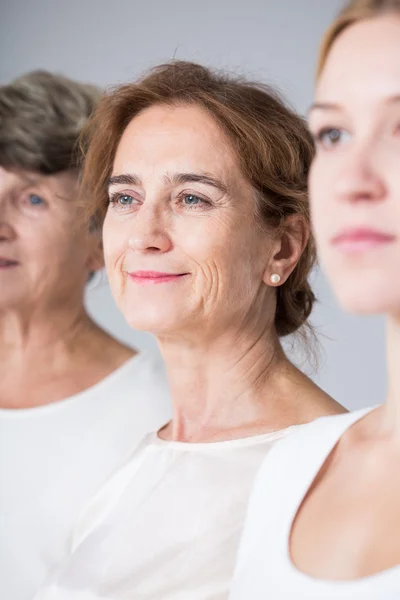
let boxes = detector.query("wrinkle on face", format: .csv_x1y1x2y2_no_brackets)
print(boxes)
103,103,277,338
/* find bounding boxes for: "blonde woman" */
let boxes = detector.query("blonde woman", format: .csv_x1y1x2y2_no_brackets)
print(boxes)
230,1,400,598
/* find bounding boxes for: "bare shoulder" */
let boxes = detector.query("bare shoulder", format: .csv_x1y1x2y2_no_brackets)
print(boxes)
301,381,347,421
289,364,347,422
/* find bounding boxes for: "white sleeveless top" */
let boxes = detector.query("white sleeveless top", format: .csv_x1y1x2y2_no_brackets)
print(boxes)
230,406,400,600
33,426,295,600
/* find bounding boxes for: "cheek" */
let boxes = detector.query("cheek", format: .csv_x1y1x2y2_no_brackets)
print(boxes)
25,225,74,265
390,167,400,204
309,157,324,212
102,215,126,269
182,216,266,288
181,229,219,263
174,214,230,268
309,162,333,246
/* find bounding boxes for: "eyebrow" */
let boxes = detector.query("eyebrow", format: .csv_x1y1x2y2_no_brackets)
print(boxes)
107,173,141,188
307,102,341,116
19,173,41,187
166,172,228,194
308,95,400,116
107,172,228,194
386,95,400,106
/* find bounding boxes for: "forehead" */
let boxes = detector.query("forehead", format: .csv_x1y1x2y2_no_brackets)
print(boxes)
114,103,239,175
0,167,39,187
0,166,77,200
317,15,400,106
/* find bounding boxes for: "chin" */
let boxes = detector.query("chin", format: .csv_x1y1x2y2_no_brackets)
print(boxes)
333,281,400,316
122,301,190,336
323,259,400,315
0,291,27,310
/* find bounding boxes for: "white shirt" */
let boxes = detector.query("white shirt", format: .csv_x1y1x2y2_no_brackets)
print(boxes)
230,406,400,600
33,426,295,600
0,353,172,600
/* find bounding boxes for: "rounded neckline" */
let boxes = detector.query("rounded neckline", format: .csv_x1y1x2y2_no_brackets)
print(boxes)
282,405,400,589
0,351,145,417
148,424,297,451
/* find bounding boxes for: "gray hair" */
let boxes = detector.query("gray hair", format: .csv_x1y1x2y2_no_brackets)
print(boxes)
0,70,101,175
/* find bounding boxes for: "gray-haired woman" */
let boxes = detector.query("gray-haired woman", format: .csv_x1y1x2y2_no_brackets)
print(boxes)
0,71,171,600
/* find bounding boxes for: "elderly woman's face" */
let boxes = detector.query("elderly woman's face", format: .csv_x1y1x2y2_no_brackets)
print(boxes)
0,167,101,311
103,104,275,336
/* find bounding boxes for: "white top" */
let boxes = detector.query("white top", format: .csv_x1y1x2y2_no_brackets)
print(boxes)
33,425,295,600
0,353,172,600
230,406,400,600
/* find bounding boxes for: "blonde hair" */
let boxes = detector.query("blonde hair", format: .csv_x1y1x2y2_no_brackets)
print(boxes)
317,0,400,78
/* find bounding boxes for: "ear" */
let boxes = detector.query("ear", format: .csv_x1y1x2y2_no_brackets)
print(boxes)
86,229,105,273
263,215,310,286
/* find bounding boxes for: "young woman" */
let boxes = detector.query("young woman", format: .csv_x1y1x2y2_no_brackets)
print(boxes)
230,1,400,598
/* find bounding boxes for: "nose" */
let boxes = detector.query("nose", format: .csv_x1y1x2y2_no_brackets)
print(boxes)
0,220,17,244
334,144,386,204
0,170,17,242
128,202,172,253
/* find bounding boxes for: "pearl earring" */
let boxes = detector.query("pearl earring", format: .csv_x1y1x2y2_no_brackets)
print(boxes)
270,273,281,285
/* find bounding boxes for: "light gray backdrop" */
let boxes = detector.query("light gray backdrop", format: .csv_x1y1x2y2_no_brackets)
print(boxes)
0,0,385,410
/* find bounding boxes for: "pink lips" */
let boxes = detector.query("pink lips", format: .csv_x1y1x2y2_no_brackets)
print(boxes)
128,270,188,285
332,228,396,253
0,258,19,269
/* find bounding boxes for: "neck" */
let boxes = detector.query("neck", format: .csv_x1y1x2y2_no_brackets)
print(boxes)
157,321,302,442
383,315,400,436
0,302,94,360
0,296,135,410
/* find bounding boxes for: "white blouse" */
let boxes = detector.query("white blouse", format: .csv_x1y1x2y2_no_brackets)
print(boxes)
230,406,400,600
34,426,295,600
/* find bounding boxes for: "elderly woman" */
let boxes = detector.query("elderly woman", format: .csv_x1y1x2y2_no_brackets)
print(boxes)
0,71,171,600
34,61,344,600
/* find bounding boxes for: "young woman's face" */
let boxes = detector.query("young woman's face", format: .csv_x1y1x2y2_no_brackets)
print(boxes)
309,14,400,315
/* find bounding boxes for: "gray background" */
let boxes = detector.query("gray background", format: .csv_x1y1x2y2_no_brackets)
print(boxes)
0,0,385,410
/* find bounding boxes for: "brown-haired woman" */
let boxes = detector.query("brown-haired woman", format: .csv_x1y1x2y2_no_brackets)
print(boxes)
0,71,171,600
231,2,400,599
34,61,343,600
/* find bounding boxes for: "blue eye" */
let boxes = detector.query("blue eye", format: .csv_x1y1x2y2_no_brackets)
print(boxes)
314,127,350,149
182,194,210,209
29,194,45,206
118,195,133,205
109,194,135,208
184,194,201,205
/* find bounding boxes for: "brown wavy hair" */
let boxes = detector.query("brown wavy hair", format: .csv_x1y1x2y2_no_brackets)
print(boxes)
80,61,316,338
317,0,400,79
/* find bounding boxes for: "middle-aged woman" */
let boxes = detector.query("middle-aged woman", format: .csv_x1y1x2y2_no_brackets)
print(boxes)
34,61,343,600
230,1,400,599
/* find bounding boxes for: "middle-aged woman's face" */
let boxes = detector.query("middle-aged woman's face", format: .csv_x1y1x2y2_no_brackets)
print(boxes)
0,167,102,311
309,14,400,315
103,103,277,336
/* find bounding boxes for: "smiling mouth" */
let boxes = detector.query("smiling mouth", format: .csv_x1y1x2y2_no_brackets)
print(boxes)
127,271,189,285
